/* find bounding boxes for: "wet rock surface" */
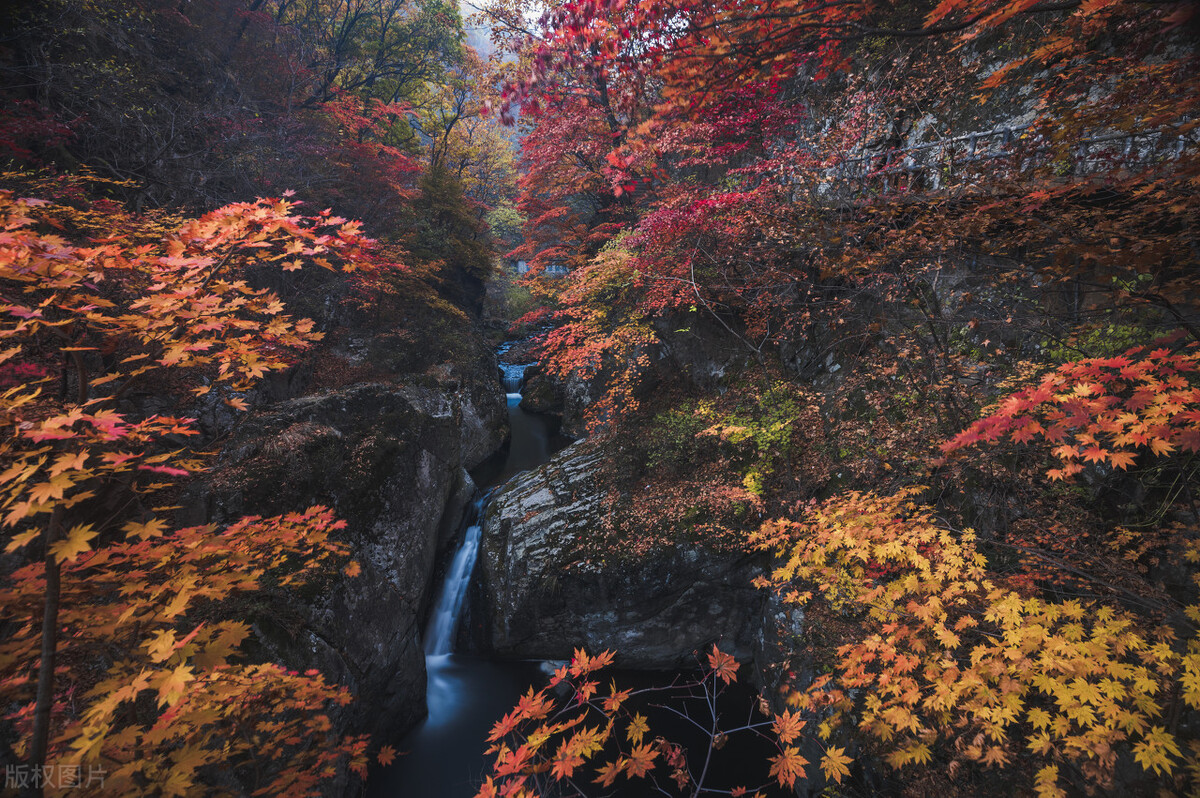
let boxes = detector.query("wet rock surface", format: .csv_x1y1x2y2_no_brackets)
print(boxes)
479,441,766,668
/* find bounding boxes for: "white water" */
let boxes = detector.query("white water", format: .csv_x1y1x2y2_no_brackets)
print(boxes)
500,361,528,394
424,499,484,721
426,361,528,677
425,504,484,658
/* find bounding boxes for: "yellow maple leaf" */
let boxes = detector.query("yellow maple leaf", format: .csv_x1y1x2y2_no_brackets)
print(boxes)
123,517,170,539
626,713,649,745
50,523,97,563
820,746,853,784
156,663,193,707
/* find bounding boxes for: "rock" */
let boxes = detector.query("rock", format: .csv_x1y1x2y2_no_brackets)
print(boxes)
652,314,754,390
184,378,505,745
516,315,753,437
479,441,767,668
516,363,561,415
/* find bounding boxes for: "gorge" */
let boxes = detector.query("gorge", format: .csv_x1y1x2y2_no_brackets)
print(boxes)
0,0,1196,795
367,355,561,797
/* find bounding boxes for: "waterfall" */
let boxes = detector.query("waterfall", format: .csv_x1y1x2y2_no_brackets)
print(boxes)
424,499,485,657
423,354,536,722
372,348,563,795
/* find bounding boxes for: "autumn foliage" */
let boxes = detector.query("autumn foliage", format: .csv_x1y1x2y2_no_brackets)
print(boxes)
942,336,1200,480
474,0,1200,790
0,190,396,793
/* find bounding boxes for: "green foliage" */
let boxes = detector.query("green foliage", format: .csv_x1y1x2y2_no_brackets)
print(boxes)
1040,321,1161,363
648,381,807,497
486,202,526,249
645,400,706,473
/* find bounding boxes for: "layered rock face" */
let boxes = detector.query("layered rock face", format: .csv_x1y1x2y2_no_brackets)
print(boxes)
185,375,505,743
478,441,766,668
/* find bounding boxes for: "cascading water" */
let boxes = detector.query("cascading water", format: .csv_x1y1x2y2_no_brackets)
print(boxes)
500,362,527,394
369,349,778,797
423,497,484,720
424,503,484,658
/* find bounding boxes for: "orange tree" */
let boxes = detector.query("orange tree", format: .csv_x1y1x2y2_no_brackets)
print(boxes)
0,187,394,795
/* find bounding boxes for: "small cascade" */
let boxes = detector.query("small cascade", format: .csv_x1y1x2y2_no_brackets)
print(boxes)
500,362,528,395
373,346,562,796
424,496,486,722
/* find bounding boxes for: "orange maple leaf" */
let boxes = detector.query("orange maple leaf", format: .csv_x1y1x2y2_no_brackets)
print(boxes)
707,644,739,684
377,745,397,767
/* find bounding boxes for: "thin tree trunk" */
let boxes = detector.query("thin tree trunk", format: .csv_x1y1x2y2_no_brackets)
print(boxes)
26,508,64,798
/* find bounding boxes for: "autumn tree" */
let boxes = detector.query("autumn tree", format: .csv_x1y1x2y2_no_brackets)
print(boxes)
405,164,497,314
0,188,398,794
0,0,478,230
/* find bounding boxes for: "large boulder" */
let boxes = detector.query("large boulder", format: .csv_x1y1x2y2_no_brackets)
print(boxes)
478,441,767,668
183,377,505,744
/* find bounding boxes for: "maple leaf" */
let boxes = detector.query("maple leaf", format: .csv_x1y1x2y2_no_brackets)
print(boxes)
1108,450,1137,469
147,629,178,664
626,713,649,745
550,749,585,780
820,747,853,784
593,760,621,787
1133,725,1180,775
772,709,806,743
707,644,739,684
28,472,75,505
624,743,658,778
377,745,397,767
1150,438,1176,456
495,743,535,777
156,663,194,708
769,746,809,787
489,711,521,742
50,523,98,563
1034,765,1067,798
602,683,631,713
123,517,170,539
5,529,40,552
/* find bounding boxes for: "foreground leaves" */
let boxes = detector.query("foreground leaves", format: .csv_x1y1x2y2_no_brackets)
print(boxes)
0,190,389,793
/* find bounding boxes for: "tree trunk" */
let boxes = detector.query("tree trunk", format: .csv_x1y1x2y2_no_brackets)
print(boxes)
26,508,64,798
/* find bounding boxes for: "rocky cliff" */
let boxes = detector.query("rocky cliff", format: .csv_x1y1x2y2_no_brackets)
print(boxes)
185,369,506,745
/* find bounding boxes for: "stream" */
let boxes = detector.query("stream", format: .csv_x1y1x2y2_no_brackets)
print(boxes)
367,355,562,797
368,352,784,797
